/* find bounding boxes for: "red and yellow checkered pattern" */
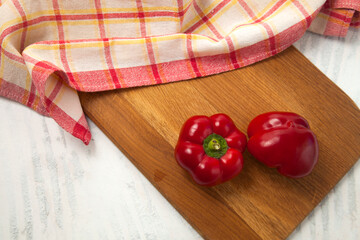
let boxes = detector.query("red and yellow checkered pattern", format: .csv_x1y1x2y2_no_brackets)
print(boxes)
0,0,358,144
309,0,360,36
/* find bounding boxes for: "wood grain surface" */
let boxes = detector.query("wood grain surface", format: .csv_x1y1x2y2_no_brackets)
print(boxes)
78,46,360,240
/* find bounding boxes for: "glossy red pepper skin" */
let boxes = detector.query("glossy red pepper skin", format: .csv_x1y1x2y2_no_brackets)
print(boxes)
175,114,247,186
247,112,319,178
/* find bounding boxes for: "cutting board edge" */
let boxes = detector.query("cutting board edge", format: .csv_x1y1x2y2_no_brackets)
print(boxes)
288,47,359,110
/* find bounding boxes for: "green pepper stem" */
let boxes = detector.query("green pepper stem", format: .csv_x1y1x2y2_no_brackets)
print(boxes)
209,139,221,151
203,134,228,159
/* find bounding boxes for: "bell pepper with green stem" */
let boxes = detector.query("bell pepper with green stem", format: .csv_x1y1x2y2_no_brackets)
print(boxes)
175,114,247,186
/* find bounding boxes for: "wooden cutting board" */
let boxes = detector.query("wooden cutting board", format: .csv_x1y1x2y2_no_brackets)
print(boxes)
79,46,360,240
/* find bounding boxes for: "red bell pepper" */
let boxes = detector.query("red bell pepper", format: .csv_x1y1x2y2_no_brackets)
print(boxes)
247,112,319,178
175,114,247,186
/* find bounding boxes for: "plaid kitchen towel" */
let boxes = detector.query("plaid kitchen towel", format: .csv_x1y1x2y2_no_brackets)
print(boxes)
0,0,358,144
309,0,360,36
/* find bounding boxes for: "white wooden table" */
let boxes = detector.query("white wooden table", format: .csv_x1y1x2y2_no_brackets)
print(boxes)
0,29,359,240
